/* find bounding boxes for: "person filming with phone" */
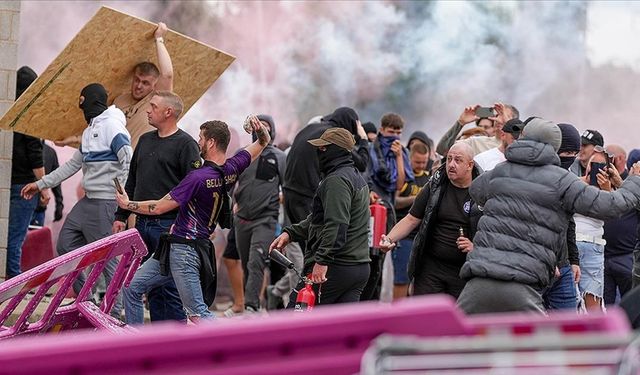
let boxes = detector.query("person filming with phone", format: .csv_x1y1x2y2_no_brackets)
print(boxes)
436,103,520,157
572,130,622,311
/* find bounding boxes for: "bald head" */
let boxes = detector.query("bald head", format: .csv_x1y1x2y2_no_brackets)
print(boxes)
446,142,474,187
450,142,474,161
606,144,627,173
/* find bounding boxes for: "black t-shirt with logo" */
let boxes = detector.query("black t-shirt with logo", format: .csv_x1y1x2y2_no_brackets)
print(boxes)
410,183,471,266
397,170,431,237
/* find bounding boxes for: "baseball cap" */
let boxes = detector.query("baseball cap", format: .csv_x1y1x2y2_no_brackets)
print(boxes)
502,118,525,136
581,129,604,147
308,127,356,151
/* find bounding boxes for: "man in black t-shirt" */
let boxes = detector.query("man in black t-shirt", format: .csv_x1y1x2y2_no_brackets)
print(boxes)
381,142,482,298
113,91,200,322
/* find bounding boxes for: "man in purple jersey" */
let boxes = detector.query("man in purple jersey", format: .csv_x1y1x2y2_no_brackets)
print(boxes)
117,116,270,324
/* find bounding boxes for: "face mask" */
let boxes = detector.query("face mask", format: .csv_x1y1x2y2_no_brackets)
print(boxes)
381,134,399,142
559,156,576,170
79,83,108,123
317,144,349,174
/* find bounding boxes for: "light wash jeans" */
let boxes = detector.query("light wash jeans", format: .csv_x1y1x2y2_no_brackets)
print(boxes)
123,243,214,324
577,241,605,299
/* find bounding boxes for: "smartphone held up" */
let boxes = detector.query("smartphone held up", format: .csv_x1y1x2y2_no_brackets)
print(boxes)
475,106,495,119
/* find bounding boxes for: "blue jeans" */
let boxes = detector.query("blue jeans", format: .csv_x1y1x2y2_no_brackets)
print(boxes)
578,241,605,298
392,238,412,285
31,211,45,227
543,265,577,310
136,217,186,322
7,184,38,278
123,243,214,324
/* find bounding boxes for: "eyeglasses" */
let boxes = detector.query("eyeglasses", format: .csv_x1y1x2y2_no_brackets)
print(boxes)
594,145,614,159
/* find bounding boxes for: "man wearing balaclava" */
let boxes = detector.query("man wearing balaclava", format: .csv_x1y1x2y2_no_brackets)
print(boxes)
6,66,47,279
270,127,371,306
542,122,581,311
456,118,640,315
231,114,288,313
21,83,132,318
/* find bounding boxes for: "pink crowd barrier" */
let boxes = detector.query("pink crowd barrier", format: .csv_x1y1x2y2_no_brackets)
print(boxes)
0,229,147,340
20,226,55,272
0,294,632,374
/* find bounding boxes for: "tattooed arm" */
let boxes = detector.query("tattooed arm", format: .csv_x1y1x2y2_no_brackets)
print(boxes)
244,115,271,162
116,192,180,215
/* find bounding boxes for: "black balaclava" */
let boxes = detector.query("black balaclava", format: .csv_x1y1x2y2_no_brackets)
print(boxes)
253,114,276,144
557,123,581,170
79,83,108,123
16,66,37,99
317,143,353,176
324,107,360,140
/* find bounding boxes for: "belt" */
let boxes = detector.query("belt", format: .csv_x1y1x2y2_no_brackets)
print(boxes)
575,233,607,246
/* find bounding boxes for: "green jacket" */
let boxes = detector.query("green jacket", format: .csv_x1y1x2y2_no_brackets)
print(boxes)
284,164,370,272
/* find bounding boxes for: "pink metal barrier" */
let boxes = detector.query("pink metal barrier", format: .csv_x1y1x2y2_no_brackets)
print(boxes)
0,295,632,374
0,229,147,339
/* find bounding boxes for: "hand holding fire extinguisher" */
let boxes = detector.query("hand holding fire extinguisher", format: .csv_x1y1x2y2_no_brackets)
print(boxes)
269,231,291,254
379,234,396,253
311,263,328,284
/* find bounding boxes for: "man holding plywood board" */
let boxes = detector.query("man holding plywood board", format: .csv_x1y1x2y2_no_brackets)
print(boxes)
56,22,174,149
0,7,235,146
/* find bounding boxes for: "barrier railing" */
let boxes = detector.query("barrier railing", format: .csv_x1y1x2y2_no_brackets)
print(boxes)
0,295,633,374
0,229,147,339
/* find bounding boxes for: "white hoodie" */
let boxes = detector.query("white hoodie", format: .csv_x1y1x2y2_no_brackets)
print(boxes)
37,105,132,199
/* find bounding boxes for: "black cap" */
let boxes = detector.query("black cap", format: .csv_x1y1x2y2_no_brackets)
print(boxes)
581,129,604,147
362,121,377,135
502,118,525,136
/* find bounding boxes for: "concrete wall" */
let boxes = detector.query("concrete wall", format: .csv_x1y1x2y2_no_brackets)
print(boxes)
0,0,20,280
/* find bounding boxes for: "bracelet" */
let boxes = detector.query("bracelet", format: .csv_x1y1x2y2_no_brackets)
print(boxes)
155,37,164,44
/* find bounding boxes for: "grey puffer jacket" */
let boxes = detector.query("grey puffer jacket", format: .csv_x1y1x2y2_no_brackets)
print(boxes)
461,140,640,288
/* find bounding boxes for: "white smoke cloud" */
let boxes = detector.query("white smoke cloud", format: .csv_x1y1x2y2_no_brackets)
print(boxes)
17,1,640,154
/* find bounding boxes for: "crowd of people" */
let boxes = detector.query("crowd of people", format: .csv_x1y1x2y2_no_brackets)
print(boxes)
7,22,640,325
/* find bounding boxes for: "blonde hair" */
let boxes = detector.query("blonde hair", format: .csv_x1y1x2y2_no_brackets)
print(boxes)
153,91,184,119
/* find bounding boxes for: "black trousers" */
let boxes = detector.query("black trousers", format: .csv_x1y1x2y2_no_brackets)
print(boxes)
413,257,466,299
360,253,383,301
288,263,370,306
604,254,633,305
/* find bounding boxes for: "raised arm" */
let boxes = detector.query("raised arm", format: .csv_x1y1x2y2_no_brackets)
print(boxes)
153,22,173,91
436,105,480,156
244,116,271,162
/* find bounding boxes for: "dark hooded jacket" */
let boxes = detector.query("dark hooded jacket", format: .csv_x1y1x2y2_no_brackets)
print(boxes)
11,66,44,185
462,139,640,288
284,146,370,272
323,107,370,174
283,107,369,200
407,163,483,279
234,114,286,220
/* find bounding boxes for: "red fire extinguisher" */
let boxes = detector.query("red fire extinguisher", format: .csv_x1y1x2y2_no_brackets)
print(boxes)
294,275,316,312
369,201,387,249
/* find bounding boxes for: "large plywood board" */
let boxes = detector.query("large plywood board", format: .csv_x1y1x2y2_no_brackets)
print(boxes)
0,6,235,141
